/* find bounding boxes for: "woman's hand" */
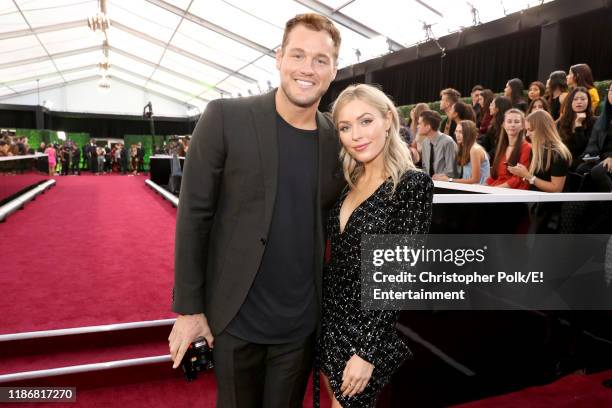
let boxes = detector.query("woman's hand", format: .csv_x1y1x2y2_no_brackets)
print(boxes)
432,174,449,181
507,163,530,179
602,157,612,172
574,112,587,127
340,354,374,397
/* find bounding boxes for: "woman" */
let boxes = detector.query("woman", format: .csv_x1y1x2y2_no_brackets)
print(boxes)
528,81,546,102
527,97,550,116
557,87,596,170
504,78,528,112
579,85,612,192
546,70,569,120
567,63,600,113
479,96,512,161
449,101,476,124
486,109,531,189
44,143,56,176
319,84,433,407
508,110,571,192
478,89,495,135
433,120,490,184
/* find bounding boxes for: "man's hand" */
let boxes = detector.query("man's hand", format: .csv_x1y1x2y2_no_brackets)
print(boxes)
168,313,214,369
340,354,374,397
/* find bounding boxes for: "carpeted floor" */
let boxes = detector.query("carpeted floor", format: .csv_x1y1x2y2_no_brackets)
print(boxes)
0,174,177,334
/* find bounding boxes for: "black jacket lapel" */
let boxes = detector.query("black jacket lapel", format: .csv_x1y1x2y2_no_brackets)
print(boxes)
251,90,279,232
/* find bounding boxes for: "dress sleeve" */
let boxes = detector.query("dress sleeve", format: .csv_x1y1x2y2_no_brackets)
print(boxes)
354,172,434,365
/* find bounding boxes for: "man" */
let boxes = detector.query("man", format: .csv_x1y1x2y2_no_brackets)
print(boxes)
136,142,145,173
439,88,461,140
418,110,457,177
37,142,46,153
471,84,483,124
169,15,344,407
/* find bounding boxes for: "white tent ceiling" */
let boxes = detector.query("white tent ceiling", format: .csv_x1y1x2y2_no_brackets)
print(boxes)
0,0,554,116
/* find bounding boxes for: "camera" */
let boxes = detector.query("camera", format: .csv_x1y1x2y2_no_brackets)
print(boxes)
180,336,214,382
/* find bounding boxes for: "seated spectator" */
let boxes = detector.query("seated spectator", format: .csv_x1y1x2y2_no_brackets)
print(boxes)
479,96,513,162
449,101,476,125
478,89,495,135
398,111,419,164
508,110,571,192
527,97,550,116
567,63,600,113
558,86,597,170
504,78,528,112
486,109,531,189
528,81,546,103
471,85,484,124
546,70,569,120
37,142,46,153
0,140,11,157
433,120,489,184
409,103,430,162
439,88,461,140
418,110,457,176
578,85,612,192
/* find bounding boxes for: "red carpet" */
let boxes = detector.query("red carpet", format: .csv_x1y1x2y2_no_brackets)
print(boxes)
453,370,612,408
0,174,177,334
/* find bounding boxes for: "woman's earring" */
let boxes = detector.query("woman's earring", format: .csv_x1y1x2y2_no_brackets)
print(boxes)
386,130,390,138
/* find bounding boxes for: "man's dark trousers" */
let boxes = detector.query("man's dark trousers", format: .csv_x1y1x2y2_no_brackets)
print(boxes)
212,331,314,408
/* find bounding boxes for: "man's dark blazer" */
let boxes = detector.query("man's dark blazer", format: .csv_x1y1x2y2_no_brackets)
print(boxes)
172,89,345,336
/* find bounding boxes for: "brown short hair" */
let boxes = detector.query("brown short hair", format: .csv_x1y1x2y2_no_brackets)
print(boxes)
440,88,461,104
281,14,341,61
419,110,442,130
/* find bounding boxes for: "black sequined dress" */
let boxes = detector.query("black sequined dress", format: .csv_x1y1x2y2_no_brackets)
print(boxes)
318,170,434,407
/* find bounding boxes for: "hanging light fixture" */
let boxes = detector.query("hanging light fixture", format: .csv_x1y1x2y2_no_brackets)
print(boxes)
89,0,111,93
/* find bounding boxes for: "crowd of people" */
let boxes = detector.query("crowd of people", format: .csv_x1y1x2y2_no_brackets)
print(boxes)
36,140,146,176
401,63,611,192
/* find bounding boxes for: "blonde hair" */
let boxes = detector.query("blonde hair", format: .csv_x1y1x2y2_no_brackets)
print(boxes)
526,110,572,174
331,84,417,192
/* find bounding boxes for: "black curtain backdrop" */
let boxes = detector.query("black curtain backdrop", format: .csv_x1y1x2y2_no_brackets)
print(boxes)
371,27,541,106
319,75,365,113
0,109,36,129
564,8,612,82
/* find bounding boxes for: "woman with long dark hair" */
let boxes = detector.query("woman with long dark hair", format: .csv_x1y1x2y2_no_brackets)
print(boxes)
433,120,489,184
527,97,550,116
478,96,513,161
557,86,596,170
504,78,528,112
486,108,531,189
567,63,600,113
546,70,569,120
478,89,495,135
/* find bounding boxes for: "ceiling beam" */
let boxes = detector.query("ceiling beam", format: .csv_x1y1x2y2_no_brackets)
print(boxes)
1,64,99,87
0,75,99,101
111,65,209,103
293,0,404,51
0,45,101,70
109,46,230,96
145,0,276,57
0,73,199,110
110,20,256,84
0,20,86,41
110,75,194,107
